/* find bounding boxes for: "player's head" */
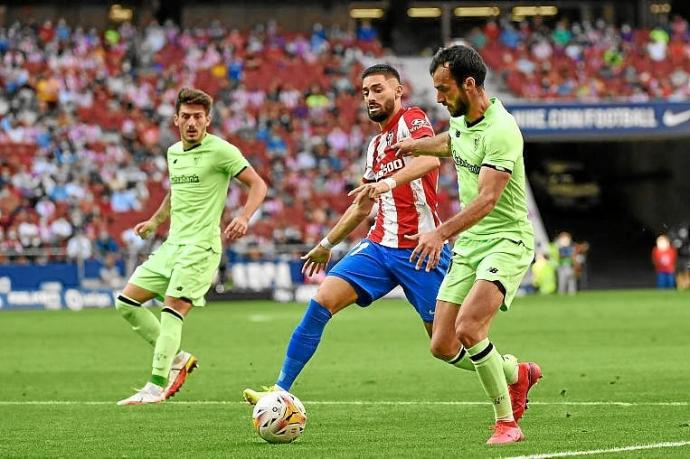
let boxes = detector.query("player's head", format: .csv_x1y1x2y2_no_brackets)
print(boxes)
174,88,213,144
429,45,486,117
361,64,403,123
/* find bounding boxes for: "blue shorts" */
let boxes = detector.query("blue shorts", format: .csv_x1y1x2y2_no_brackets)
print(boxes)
327,239,451,322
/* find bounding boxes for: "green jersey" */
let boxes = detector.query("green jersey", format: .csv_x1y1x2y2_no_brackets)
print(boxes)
448,98,534,248
165,133,249,252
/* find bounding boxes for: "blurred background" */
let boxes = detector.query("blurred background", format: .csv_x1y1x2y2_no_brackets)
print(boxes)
0,0,689,310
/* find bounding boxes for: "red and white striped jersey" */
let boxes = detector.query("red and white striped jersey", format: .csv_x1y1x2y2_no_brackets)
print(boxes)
362,107,441,249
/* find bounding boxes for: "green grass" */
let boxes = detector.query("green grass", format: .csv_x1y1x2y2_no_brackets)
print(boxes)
2,290,690,457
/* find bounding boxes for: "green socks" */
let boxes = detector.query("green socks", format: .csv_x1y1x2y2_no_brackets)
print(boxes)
150,308,184,387
448,347,519,384
467,338,514,422
115,295,160,347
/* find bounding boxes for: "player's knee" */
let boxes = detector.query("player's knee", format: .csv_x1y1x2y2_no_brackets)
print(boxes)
313,290,346,314
455,321,482,348
429,339,457,361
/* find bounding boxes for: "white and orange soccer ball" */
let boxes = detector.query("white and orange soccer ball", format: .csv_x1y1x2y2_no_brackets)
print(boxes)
252,391,307,443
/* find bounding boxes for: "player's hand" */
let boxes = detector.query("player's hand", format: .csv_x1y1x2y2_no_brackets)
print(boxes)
133,220,157,239
224,215,249,241
347,181,392,200
301,244,332,277
406,231,444,271
392,138,418,157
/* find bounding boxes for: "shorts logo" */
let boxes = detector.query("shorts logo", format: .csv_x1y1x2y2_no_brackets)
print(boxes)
488,267,498,274
176,286,184,291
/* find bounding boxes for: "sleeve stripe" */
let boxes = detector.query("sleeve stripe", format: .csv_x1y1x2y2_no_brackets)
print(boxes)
233,165,248,177
481,163,512,174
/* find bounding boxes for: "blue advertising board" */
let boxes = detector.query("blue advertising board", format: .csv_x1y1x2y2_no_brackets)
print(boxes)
0,288,116,311
506,102,690,140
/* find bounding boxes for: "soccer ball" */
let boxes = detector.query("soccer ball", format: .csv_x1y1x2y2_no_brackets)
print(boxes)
252,391,307,443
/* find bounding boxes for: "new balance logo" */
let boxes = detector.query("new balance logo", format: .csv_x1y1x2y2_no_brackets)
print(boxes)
176,286,184,291
488,267,499,274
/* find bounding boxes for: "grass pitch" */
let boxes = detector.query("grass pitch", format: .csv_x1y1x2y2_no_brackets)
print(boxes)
1,290,690,457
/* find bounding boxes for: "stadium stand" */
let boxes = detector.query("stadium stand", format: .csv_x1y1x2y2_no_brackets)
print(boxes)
470,16,690,101
0,20,393,267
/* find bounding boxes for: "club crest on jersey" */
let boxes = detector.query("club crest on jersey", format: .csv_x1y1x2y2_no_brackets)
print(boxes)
473,135,481,151
385,131,394,146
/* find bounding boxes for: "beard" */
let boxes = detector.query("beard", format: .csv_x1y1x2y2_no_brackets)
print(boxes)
367,98,395,122
448,101,466,117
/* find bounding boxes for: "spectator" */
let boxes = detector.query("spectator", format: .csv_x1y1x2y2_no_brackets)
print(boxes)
99,253,125,289
554,232,577,294
95,229,119,257
66,230,92,261
532,252,557,294
652,234,677,289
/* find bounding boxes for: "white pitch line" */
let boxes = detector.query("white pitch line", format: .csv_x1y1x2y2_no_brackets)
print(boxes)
506,440,690,459
0,400,688,406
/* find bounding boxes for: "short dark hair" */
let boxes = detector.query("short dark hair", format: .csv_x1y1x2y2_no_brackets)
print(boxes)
176,87,213,115
361,64,401,82
429,45,487,87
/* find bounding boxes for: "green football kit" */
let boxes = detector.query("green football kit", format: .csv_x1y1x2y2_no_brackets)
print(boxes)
130,133,249,306
437,98,535,310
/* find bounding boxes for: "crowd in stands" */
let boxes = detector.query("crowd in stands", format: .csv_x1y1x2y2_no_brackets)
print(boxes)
469,15,690,100
0,19,409,269
1,16,688,272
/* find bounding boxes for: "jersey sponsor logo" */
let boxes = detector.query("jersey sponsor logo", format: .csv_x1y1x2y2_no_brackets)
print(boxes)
451,150,480,175
409,118,431,133
170,174,200,184
374,158,405,180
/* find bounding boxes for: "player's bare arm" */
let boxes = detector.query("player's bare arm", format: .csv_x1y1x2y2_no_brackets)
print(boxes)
393,131,451,158
347,155,440,199
224,167,267,241
134,192,171,239
408,167,511,271
301,193,375,277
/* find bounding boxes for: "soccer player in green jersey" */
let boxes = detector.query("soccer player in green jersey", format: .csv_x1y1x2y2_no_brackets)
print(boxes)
394,45,542,445
115,88,267,405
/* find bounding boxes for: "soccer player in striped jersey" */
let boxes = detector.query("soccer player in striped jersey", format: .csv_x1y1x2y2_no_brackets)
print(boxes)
244,64,519,406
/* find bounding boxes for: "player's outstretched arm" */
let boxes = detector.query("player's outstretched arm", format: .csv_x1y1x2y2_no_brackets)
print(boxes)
301,193,375,277
393,131,451,158
347,155,440,199
408,167,511,271
133,192,170,239
224,167,268,241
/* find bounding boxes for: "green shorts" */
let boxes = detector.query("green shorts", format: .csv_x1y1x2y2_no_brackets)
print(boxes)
437,238,534,311
129,241,221,307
